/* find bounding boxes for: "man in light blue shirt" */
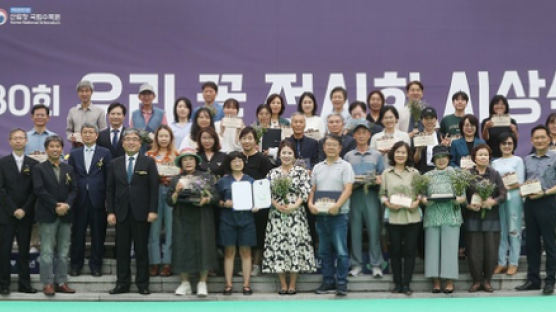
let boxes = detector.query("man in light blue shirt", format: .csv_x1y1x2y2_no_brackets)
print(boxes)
25,104,58,156
192,81,224,122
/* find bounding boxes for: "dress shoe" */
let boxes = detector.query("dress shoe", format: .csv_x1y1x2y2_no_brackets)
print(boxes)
149,265,159,277
402,286,413,296
506,265,518,275
138,288,151,295
468,283,481,293
43,284,55,296
543,284,554,295
109,285,129,294
515,280,541,291
159,265,172,277
482,281,494,293
493,265,506,274
69,268,81,277
18,286,37,293
91,270,102,277
391,284,403,293
55,283,76,294
0,287,9,295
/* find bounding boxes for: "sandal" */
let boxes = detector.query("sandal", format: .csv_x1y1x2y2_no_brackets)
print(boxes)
287,289,296,295
243,286,253,295
223,286,233,295
278,289,287,295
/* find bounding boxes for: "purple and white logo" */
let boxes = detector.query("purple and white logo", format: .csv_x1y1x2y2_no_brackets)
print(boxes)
0,8,8,25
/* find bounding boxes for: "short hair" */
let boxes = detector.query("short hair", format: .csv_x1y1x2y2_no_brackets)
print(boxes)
406,80,424,92
388,141,413,167
31,104,50,116
297,92,318,116
9,128,27,139
330,87,347,100
459,114,480,137
196,127,221,153
497,132,517,153
76,80,94,92
256,104,271,116
366,90,385,111
80,122,99,134
489,95,509,116
108,102,127,116
348,101,366,114
278,140,296,159
122,128,141,139
173,97,192,122
44,135,64,149
545,113,556,128
531,124,550,137
201,81,218,93
190,107,215,141
239,126,259,144
379,105,399,121
290,112,305,121
266,93,286,116
323,134,342,146
223,151,245,174
452,91,469,102
223,98,240,112
470,144,492,163
327,112,345,124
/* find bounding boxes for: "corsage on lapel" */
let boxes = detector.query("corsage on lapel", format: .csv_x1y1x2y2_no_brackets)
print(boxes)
65,172,72,185
22,165,31,175
96,157,104,168
135,170,148,175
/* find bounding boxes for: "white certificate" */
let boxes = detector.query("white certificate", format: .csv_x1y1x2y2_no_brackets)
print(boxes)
304,129,320,140
252,179,271,209
281,127,293,140
156,164,181,177
221,116,243,128
28,153,48,163
460,156,475,169
314,200,334,214
491,115,512,127
520,180,543,196
231,181,253,211
471,193,482,206
502,172,519,188
413,133,436,147
389,194,412,208
376,137,395,151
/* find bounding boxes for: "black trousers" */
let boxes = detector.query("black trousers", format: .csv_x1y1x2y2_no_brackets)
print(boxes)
0,219,33,289
524,195,556,286
70,194,107,271
465,231,499,283
115,215,150,290
388,222,420,287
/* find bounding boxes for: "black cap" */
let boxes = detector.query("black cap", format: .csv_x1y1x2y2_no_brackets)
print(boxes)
432,145,451,160
421,107,437,119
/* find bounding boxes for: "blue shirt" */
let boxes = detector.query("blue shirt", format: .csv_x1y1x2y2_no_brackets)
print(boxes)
524,151,556,190
343,146,385,175
25,128,57,155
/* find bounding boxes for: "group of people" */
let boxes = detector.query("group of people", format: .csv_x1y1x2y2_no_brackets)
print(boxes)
0,79,555,298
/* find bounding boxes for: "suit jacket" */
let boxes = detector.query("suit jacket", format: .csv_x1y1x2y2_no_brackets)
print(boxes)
97,127,125,158
0,154,38,224
285,135,319,169
68,145,112,210
33,160,77,223
106,154,159,223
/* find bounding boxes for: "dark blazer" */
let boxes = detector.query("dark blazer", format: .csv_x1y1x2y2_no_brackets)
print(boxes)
0,154,38,224
412,130,443,174
33,161,77,223
68,145,112,209
317,134,356,162
450,137,486,167
285,135,319,169
106,154,159,223
97,127,125,158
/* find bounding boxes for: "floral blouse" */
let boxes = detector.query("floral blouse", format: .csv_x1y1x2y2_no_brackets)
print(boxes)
267,165,310,206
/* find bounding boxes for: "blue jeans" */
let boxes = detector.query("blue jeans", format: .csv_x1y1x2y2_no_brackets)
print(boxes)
498,191,523,266
148,185,172,264
316,213,349,288
39,219,71,285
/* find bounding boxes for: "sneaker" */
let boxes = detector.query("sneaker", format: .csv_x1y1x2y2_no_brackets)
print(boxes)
349,266,362,277
314,283,336,294
336,286,348,297
251,264,260,277
175,281,191,296
197,281,208,297
372,266,383,278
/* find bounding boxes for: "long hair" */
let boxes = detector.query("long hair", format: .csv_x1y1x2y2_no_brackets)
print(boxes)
147,125,178,161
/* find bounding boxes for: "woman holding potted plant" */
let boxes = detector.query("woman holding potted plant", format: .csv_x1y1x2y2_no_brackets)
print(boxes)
465,144,507,292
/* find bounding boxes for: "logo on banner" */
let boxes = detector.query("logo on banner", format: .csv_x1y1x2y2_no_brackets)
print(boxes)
0,9,8,25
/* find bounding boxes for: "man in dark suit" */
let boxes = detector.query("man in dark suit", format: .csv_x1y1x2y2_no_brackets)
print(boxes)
97,102,126,158
0,129,39,295
68,123,112,277
106,128,158,295
285,113,319,170
33,135,77,296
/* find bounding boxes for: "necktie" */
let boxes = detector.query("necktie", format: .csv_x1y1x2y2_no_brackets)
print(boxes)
127,156,134,183
85,148,93,173
112,129,119,147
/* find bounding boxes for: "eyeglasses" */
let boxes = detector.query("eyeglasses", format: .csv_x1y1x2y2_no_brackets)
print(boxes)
501,141,514,146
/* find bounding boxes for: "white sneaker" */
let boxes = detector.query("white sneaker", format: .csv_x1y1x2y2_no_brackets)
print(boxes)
349,266,362,277
197,281,208,297
175,281,191,296
251,264,260,277
372,266,383,278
